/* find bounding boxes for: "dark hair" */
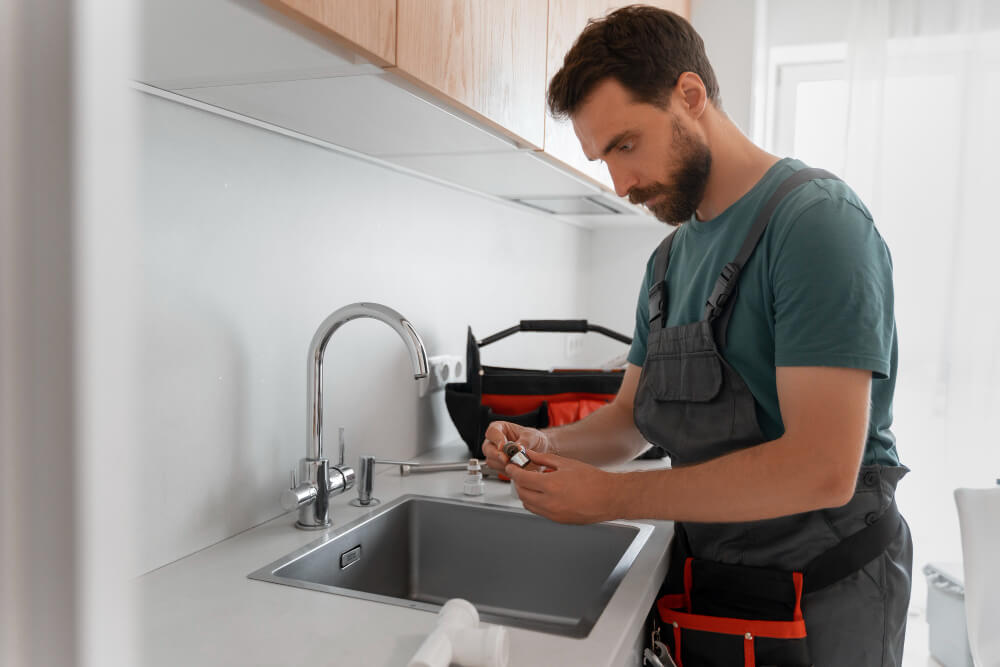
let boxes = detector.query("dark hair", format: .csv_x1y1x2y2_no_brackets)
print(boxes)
547,5,721,119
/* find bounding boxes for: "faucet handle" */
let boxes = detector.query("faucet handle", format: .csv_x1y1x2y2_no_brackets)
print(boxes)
281,465,320,511
338,427,346,466
281,480,318,511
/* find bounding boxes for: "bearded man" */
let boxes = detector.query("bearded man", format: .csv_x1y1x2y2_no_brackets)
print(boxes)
482,6,911,666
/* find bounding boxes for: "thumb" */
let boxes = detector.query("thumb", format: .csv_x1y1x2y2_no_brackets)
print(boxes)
484,421,514,445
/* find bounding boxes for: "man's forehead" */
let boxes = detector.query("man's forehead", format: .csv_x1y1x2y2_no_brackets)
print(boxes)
572,80,647,160
576,79,638,122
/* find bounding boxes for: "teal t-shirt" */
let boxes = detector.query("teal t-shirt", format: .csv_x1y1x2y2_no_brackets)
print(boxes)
628,158,900,466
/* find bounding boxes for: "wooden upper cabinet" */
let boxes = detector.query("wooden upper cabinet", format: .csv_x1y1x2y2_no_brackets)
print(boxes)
396,0,549,150
545,0,690,190
264,0,397,66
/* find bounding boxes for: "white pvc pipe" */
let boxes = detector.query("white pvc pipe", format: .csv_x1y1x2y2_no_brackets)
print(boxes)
408,599,509,667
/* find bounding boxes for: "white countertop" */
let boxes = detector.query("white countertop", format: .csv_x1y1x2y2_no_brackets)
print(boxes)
138,446,673,666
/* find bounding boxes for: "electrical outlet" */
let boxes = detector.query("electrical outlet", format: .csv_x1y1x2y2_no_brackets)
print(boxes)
427,354,465,392
565,333,584,359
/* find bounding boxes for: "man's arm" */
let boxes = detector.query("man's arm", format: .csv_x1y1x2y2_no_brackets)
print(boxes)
544,362,650,465
482,363,650,470
506,365,870,524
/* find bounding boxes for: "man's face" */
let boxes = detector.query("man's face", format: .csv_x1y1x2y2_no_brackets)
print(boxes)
572,78,711,224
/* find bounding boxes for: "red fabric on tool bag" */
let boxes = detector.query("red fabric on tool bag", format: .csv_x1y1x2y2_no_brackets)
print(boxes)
482,392,613,427
546,396,609,426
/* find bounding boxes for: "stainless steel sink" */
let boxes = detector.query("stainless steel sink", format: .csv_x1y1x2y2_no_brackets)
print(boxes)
249,494,653,638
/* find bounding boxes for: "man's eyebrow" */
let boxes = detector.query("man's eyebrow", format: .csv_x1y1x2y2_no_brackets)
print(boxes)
590,130,632,161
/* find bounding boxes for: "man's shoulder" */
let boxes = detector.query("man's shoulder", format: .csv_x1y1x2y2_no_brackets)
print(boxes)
771,165,874,229
763,166,880,257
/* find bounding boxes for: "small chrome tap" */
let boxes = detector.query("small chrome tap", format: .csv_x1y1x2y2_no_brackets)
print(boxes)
281,302,429,529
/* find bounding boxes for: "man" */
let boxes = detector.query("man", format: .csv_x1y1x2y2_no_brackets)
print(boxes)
481,6,911,666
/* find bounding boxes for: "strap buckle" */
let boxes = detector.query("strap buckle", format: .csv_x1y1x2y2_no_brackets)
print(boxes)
704,262,741,319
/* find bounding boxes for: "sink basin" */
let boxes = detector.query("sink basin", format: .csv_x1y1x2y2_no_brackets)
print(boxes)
248,494,653,638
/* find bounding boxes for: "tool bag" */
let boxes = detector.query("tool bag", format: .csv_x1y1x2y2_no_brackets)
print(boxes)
445,320,665,460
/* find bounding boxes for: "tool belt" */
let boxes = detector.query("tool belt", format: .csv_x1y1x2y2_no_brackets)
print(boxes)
651,500,901,667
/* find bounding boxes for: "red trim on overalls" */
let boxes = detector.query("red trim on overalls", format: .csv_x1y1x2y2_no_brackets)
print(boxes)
656,558,808,667
792,571,804,621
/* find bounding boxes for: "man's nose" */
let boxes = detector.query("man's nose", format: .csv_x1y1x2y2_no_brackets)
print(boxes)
608,164,638,198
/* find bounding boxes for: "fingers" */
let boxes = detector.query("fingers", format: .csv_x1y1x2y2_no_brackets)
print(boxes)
483,446,505,472
483,421,508,444
504,463,551,493
512,482,544,506
522,448,563,469
482,422,515,470
514,430,548,454
510,479,560,522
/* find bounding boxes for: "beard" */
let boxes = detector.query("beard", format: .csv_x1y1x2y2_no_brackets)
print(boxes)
628,117,712,225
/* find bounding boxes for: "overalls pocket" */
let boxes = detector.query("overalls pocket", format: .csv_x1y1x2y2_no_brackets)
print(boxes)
656,558,812,667
644,350,723,402
636,338,763,461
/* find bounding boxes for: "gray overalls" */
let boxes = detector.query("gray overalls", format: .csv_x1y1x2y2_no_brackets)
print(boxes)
634,169,912,666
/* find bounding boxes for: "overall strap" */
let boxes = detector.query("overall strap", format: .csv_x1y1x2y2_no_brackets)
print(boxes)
704,167,841,346
647,231,678,329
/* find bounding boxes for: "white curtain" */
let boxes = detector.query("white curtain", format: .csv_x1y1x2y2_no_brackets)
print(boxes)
842,0,1000,620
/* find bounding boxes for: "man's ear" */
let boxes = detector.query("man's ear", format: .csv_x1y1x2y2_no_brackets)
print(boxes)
675,71,708,120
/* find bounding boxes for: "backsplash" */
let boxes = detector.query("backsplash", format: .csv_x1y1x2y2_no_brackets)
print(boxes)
136,91,662,574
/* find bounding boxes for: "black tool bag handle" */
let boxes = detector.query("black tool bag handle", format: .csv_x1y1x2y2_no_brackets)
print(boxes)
479,320,632,347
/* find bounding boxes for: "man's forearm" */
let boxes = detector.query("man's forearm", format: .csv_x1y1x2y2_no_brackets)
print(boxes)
611,431,861,523
544,400,650,466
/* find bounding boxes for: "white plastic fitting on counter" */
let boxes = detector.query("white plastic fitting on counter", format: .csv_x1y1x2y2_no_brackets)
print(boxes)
408,599,509,667
463,459,485,496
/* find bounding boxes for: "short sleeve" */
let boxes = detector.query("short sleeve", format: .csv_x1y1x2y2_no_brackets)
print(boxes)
627,253,657,367
772,196,894,378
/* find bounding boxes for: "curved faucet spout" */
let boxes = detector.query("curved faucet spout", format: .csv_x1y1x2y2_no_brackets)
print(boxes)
307,302,429,461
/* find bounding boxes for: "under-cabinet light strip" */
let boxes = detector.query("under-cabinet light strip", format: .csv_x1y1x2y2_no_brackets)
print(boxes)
130,80,592,229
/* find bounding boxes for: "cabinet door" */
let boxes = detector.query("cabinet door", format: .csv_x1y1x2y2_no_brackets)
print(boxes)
545,1,690,191
265,0,397,66
396,0,548,149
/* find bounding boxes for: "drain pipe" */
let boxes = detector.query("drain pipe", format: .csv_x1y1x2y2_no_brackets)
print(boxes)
408,599,509,667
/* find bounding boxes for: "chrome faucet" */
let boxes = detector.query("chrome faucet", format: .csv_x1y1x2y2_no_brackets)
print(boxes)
281,302,429,529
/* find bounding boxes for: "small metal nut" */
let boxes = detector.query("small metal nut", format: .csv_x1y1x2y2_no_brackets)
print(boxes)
503,442,530,468
502,441,522,457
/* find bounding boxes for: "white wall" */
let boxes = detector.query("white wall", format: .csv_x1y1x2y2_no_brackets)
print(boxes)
136,92,596,573
691,0,760,135
765,0,848,46
579,226,672,366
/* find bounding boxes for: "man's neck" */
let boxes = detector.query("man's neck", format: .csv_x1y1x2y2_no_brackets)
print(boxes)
695,112,780,222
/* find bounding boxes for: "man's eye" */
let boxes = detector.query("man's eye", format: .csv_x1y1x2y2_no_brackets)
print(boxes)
618,143,633,153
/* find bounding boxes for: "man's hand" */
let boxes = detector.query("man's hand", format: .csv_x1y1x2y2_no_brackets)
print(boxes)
504,449,622,524
481,421,552,473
